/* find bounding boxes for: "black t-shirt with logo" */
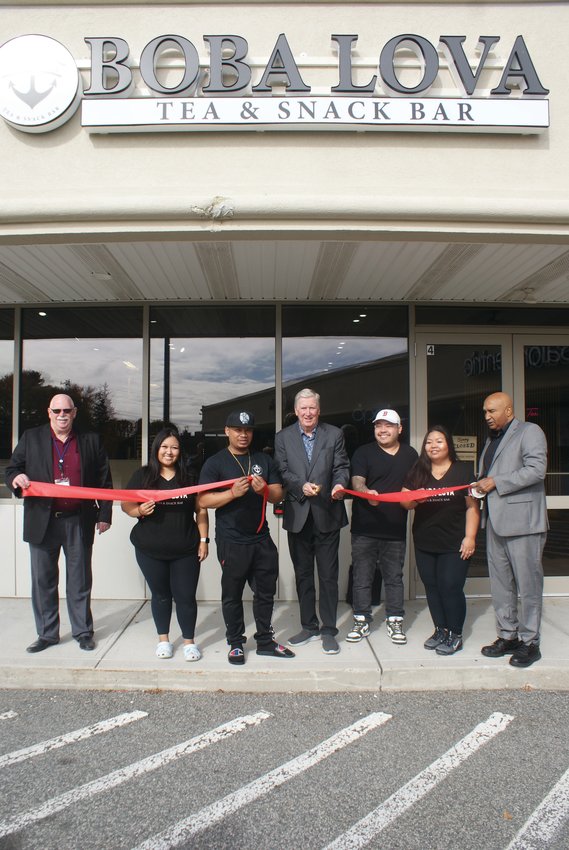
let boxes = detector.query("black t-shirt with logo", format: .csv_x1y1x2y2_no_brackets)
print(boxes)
199,448,282,544
350,442,418,540
403,461,472,553
127,468,199,558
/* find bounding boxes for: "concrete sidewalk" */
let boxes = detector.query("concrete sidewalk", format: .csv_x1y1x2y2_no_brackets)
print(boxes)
2,597,569,693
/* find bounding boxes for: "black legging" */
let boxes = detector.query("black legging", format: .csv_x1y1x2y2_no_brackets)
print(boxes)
135,550,201,639
415,548,469,634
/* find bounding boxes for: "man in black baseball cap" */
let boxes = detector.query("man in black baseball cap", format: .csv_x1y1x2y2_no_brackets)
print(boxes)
198,411,294,664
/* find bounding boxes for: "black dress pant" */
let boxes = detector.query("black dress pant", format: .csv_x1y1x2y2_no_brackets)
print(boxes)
287,512,340,636
29,513,93,642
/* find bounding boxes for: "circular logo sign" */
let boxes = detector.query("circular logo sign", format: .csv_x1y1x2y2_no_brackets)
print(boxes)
0,34,81,133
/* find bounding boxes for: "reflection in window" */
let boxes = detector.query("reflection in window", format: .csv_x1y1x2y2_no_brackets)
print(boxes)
427,344,502,475
0,310,14,496
21,307,143,486
150,306,276,464
524,345,569,496
282,306,408,456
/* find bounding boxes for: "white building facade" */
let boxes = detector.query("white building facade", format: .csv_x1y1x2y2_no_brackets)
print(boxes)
1,0,568,601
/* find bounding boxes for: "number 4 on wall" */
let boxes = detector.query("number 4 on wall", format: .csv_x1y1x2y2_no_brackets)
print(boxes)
426,344,435,355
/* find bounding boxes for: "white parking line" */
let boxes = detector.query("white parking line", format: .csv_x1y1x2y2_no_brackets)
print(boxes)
505,766,569,850
0,710,148,770
0,711,18,721
0,710,271,839
130,711,392,850
323,712,514,850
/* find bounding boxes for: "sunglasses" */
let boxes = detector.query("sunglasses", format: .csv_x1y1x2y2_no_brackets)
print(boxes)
50,408,74,414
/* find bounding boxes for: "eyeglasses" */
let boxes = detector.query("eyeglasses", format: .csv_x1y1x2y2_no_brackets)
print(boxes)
50,408,74,414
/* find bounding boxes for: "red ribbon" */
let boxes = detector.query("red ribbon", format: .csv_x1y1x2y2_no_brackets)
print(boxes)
22,476,270,533
338,484,475,503
23,478,241,504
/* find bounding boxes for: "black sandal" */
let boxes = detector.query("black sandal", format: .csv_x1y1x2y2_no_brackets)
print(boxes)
256,642,295,658
228,646,245,664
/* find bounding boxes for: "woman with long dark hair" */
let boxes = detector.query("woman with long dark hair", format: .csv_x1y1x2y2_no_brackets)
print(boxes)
401,425,479,655
122,427,208,661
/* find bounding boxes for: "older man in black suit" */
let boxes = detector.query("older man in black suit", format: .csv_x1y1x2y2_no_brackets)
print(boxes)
6,393,112,653
274,388,350,654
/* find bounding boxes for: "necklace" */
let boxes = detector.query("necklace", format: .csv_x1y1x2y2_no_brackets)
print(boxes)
228,448,251,477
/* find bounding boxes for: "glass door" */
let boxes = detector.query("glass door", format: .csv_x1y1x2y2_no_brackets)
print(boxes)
414,333,513,595
514,335,569,593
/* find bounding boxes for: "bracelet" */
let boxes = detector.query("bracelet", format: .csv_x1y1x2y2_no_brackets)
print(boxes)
200,537,210,543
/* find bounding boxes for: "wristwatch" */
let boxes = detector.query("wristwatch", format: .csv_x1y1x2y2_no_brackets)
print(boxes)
200,537,210,543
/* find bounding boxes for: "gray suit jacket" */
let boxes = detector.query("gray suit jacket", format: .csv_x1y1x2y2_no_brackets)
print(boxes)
479,417,548,537
274,421,350,534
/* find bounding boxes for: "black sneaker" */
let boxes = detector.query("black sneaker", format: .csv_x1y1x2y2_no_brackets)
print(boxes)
481,637,522,658
436,631,463,655
424,627,447,650
509,642,541,668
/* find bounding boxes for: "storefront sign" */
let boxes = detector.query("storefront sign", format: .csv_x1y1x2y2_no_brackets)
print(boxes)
454,435,477,464
0,32,550,135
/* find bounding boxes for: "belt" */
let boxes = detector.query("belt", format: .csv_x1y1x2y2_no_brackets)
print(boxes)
53,510,81,519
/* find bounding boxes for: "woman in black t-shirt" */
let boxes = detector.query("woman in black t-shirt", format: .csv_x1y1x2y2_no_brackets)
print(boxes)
122,428,209,662
402,426,479,656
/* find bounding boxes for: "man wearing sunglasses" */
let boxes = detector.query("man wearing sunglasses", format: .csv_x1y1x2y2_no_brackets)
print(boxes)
6,393,113,653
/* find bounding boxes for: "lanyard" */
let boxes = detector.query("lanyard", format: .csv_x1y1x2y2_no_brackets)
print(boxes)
52,436,72,475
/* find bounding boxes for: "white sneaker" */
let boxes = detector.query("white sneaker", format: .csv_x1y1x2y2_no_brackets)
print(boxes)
386,617,407,645
346,616,370,643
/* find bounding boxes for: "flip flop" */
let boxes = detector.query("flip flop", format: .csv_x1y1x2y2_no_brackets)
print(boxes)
256,642,295,658
228,646,245,664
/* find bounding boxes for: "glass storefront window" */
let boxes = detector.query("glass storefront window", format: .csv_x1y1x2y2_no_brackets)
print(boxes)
21,307,143,487
426,343,502,478
282,306,409,456
524,345,569,496
0,309,14,496
150,306,276,465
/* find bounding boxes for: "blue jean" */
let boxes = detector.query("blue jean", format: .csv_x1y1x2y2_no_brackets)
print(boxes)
351,535,406,620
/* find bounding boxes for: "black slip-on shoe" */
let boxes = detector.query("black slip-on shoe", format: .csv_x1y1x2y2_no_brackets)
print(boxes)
26,638,58,653
228,646,245,665
256,642,295,658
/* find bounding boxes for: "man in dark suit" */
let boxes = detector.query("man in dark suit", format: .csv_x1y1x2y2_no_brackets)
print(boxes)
274,388,350,654
476,392,548,668
6,393,113,653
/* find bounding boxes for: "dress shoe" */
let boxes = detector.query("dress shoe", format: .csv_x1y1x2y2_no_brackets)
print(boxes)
510,642,541,668
78,636,96,651
26,638,57,653
481,637,522,658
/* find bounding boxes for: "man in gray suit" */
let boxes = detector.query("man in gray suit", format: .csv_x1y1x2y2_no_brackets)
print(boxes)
274,388,350,655
476,392,548,668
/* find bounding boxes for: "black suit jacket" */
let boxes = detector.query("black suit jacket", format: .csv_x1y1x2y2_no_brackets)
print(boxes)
274,421,349,534
5,424,113,546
